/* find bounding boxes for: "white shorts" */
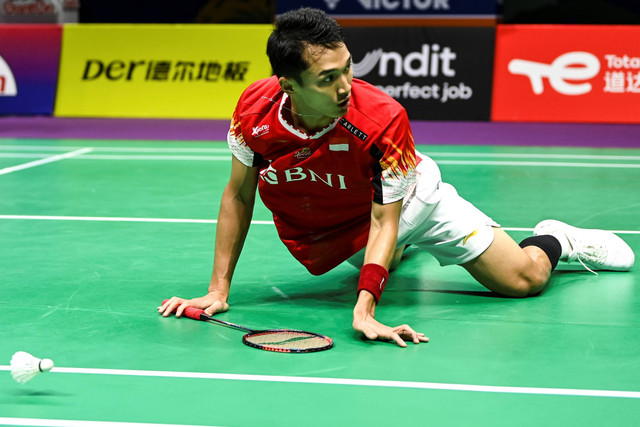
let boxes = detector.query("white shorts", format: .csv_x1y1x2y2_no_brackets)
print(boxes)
348,155,499,268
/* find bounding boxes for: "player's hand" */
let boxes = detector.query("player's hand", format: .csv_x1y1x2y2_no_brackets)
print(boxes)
352,291,428,347
158,291,229,318
353,313,428,347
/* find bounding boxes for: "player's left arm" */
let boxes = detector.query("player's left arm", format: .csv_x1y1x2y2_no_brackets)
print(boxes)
352,199,429,347
364,199,402,268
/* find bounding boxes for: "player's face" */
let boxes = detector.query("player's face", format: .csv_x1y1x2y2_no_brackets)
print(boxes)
288,43,353,126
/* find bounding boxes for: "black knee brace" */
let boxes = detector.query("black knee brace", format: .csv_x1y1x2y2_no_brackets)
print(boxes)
519,235,562,270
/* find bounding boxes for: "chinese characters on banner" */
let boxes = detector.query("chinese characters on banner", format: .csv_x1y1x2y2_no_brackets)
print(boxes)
147,61,249,82
603,55,640,94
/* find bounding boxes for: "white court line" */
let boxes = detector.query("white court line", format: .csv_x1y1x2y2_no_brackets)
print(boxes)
0,153,62,158
0,155,638,168
0,148,92,176
0,215,638,235
78,154,230,161
1,143,639,160
0,215,220,223
427,152,640,161
0,418,213,427
1,146,640,165
0,145,229,153
436,160,640,168
0,366,638,399
80,157,640,166
0,215,271,226
0,153,229,161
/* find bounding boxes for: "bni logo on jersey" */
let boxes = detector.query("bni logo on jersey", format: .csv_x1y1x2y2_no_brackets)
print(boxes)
0,55,18,97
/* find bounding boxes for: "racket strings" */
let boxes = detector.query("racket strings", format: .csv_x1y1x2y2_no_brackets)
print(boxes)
244,331,331,350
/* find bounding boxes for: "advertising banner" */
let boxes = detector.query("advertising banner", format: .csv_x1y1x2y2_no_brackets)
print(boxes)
343,26,495,120
277,0,497,25
55,24,273,119
492,25,640,123
0,24,61,115
0,0,61,23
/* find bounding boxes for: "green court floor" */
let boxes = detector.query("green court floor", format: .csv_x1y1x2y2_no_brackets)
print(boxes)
1,138,639,426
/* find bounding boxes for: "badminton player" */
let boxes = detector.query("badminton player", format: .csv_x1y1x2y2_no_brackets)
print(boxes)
160,8,635,347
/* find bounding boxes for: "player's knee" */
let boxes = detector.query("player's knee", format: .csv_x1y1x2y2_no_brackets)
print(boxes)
499,278,531,298
503,271,547,298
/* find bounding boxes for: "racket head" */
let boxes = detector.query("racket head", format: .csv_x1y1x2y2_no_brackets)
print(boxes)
242,329,333,353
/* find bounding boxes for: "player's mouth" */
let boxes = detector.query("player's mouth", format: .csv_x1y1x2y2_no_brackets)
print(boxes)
337,96,350,110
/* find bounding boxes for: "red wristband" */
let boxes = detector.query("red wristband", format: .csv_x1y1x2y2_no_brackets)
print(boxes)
357,263,389,303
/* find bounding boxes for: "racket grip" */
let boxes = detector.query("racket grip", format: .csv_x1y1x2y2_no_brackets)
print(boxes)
160,299,206,321
183,306,207,321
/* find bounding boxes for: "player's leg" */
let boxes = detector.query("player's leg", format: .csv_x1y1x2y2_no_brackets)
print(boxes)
397,155,634,295
461,228,558,297
462,221,635,296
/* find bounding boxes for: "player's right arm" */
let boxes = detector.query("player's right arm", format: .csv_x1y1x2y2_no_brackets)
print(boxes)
159,155,259,318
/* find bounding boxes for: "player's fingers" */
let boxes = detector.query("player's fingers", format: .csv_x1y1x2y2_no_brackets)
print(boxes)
408,328,421,344
354,321,378,341
390,332,408,348
204,303,220,316
407,330,420,344
393,324,413,337
159,297,182,317
157,298,171,312
167,300,186,317
176,300,199,318
204,300,228,316
395,324,427,344
204,306,219,316
409,332,430,343
365,331,379,340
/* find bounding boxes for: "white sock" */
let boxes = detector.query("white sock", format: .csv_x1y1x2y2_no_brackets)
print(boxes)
550,231,571,260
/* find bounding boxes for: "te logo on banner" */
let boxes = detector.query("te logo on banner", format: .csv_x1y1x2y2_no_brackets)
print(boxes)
0,55,18,97
508,52,600,96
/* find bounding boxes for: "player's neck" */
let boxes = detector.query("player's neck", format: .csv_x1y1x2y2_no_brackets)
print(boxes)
287,96,334,135
293,114,334,135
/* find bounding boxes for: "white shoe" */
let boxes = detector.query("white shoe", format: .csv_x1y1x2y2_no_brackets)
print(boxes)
534,220,635,272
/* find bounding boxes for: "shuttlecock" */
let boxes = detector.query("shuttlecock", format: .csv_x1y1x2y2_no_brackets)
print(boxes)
10,351,54,384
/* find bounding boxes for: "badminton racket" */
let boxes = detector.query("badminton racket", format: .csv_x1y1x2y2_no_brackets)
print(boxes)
161,300,333,353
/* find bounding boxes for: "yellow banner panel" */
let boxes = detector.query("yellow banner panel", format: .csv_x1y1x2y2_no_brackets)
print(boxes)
55,24,273,119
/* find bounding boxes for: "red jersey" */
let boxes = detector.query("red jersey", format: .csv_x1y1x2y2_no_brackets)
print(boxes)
228,76,419,275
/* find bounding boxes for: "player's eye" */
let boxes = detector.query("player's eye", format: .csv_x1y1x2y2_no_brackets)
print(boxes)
322,74,336,83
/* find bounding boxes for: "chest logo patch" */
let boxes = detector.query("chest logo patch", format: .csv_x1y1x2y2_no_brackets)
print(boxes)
294,147,312,159
339,118,368,142
252,124,269,137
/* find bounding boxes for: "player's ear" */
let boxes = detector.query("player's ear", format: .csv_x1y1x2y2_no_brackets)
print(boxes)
279,76,295,94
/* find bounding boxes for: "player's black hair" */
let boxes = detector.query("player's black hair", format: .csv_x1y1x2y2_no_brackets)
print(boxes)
266,7,345,84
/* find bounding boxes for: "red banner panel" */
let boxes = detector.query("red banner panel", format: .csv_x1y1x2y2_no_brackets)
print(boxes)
0,24,61,115
492,25,640,123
